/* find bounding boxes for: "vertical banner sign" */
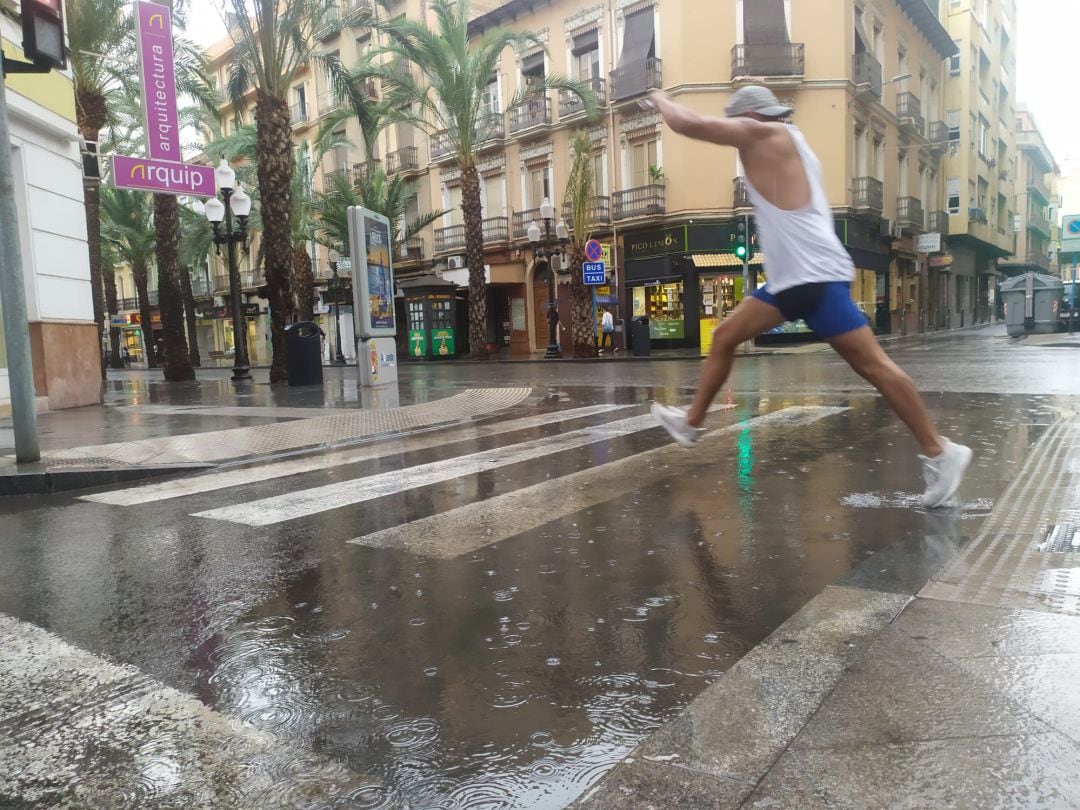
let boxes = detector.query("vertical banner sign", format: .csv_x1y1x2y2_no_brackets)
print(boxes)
347,206,398,387
135,1,182,162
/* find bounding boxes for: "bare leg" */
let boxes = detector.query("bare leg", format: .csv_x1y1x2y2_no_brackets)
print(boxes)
828,326,944,457
686,297,785,427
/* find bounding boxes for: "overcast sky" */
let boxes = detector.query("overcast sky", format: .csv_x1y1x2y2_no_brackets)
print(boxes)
184,0,1075,163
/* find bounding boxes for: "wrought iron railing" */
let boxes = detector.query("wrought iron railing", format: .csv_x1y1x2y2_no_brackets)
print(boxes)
482,216,510,243
610,57,662,102
387,146,420,174
613,185,666,220
434,225,466,254
852,52,882,97
853,177,884,212
897,196,925,230
559,77,606,117
732,43,805,78
508,97,552,133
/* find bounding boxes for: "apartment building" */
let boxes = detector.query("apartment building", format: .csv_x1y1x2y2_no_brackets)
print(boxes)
940,0,1017,327
203,0,960,355
2,9,99,409
998,106,1060,280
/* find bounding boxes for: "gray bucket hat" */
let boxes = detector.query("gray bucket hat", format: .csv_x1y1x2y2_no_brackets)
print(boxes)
725,85,792,118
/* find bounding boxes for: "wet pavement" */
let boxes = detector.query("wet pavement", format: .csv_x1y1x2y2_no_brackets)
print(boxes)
2,325,1080,807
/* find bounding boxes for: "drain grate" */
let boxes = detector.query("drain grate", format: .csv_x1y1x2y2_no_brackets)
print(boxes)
1039,523,1080,553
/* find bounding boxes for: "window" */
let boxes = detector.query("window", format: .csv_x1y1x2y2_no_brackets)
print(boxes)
978,115,989,157
946,181,963,216
592,151,607,196
481,75,500,116
293,85,307,120
521,51,545,86
949,54,961,76
946,110,961,144
898,152,908,197
528,166,550,208
482,175,505,218
573,29,601,81
874,135,885,180
446,184,464,226
631,138,659,188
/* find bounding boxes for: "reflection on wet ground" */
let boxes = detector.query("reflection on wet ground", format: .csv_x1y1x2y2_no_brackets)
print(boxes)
1,363,1077,805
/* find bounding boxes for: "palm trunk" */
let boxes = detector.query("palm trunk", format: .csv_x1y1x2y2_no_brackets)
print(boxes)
79,139,106,378
179,265,201,367
154,194,195,381
293,245,315,322
255,91,295,383
133,262,155,368
460,161,487,359
568,246,597,358
100,220,123,369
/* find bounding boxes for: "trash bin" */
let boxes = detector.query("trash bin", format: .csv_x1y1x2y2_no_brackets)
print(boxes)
631,316,651,357
284,321,325,386
999,273,1064,336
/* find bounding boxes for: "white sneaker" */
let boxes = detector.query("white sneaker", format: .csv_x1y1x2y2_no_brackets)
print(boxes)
920,440,973,508
651,403,706,448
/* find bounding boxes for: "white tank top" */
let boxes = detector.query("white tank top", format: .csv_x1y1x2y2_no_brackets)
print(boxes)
743,126,855,293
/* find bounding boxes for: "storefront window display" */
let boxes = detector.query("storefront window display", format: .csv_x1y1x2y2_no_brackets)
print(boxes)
633,282,685,339
852,268,877,325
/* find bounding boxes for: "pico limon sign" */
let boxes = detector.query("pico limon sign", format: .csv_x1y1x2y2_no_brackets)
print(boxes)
110,1,216,198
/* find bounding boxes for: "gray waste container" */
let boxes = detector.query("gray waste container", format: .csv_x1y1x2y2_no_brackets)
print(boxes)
999,273,1064,336
631,316,651,357
284,321,325,386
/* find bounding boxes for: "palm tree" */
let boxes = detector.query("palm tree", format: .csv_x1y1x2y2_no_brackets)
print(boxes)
312,168,444,260
222,0,370,382
65,0,134,375
101,187,157,367
358,0,597,359
564,132,598,358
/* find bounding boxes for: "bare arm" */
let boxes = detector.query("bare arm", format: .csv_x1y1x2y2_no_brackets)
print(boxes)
648,90,764,148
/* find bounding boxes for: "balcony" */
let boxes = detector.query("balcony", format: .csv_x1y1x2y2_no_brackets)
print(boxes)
927,121,949,147
508,97,552,134
733,177,751,209
213,274,231,293
353,158,382,179
1027,211,1052,237
398,236,425,263
483,216,510,245
145,289,159,307
560,77,606,118
1028,173,1050,202
610,57,662,103
896,196,925,232
190,277,213,298
430,130,454,160
852,52,882,98
290,103,309,126
322,166,354,191
386,145,420,175
476,112,506,144
732,43,805,80
434,224,466,254
896,93,924,137
1024,251,1051,270
241,271,263,290
512,208,541,240
119,297,138,312
613,184,666,220
853,177,884,214
318,91,340,115
562,196,612,229
927,211,950,236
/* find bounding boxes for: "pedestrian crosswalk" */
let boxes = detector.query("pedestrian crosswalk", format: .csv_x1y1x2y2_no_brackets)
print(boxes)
83,401,848,558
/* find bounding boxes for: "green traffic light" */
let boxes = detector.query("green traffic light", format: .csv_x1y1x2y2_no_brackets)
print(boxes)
734,245,747,259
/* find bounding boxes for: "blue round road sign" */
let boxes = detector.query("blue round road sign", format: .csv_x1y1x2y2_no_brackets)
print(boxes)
1068,220,1080,235
585,240,603,262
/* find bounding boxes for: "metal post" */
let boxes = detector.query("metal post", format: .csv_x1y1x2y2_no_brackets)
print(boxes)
331,265,346,365
0,75,41,462
544,219,560,359
741,213,751,354
222,189,251,381
1072,254,1077,335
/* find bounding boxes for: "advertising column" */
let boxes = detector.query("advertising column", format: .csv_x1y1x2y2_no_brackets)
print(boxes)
348,206,398,388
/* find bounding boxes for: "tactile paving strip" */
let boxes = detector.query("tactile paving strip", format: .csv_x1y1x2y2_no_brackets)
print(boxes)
42,388,532,468
921,418,1080,616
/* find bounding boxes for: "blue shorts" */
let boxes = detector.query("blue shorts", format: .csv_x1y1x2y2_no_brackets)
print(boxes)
752,282,869,339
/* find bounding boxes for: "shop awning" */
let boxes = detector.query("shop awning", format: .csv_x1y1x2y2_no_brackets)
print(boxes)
691,253,765,268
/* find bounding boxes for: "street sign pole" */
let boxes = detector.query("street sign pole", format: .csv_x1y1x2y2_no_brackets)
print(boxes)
1072,253,1077,335
0,76,41,462
742,213,751,354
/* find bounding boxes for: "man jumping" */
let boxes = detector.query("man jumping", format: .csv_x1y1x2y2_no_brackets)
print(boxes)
648,86,971,509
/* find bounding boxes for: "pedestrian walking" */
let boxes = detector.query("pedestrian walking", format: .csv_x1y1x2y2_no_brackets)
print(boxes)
599,307,616,354
548,303,561,351
647,86,971,508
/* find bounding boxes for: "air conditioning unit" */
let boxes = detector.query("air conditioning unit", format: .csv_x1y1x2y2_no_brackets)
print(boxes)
879,218,893,237
447,255,465,270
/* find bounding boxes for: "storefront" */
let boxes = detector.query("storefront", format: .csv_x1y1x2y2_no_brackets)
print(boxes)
835,217,892,335
197,303,263,367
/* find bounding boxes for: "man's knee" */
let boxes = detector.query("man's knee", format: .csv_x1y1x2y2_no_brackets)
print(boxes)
713,321,743,351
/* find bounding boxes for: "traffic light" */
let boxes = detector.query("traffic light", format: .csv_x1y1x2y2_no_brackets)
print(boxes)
734,220,749,261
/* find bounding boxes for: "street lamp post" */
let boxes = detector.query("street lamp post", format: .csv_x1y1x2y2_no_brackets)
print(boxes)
527,197,569,359
328,249,347,365
204,158,252,382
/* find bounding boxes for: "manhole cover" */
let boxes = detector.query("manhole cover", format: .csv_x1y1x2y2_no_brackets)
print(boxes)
1039,523,1080,553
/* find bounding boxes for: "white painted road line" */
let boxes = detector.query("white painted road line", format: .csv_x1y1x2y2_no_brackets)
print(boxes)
84,404,630,507
193,408,733,527
0,613,371,805
348,406,848,559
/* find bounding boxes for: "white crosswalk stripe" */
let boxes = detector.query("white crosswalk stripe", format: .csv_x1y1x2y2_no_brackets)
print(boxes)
193,408,729,527
84,404,630,507
349,406,847,558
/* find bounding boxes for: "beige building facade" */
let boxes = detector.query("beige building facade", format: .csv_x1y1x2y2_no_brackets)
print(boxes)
999,106,1060,279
